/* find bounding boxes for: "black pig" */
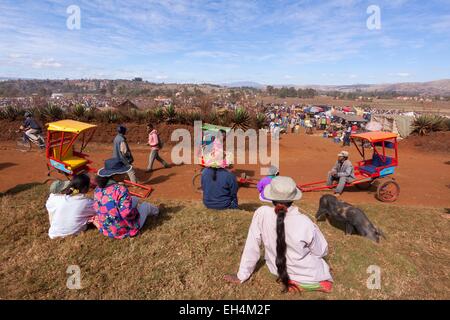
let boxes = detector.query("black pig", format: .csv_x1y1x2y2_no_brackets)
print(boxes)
316,194,385,243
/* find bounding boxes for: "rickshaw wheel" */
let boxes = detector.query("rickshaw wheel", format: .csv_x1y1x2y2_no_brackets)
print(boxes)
16,137,31,152
192,172,203,193
376,180,400,202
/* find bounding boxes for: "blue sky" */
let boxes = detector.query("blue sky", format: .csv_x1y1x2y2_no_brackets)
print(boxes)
0,0,449,85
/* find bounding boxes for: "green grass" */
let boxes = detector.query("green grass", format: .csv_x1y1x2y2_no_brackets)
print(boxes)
0,184,449,299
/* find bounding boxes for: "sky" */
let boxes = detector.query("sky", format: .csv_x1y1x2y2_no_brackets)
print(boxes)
0,0,449,85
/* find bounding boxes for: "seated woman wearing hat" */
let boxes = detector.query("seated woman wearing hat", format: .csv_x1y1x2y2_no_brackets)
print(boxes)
93,158,159,239
224,176,333,293
46,174,96,239
201,152,238,210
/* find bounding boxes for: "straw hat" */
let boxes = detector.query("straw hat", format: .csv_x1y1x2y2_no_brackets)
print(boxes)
98,158,132,177
263,176,302,202
49,180,71,194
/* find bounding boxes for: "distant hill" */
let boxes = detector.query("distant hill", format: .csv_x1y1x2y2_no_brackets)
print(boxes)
297,79,450,96
222,81,265,89
1,78,449,97
223,79,450,95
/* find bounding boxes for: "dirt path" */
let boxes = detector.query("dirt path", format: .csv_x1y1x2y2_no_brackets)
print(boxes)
1,132,449,207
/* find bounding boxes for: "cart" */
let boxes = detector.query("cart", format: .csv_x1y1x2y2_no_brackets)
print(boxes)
298,131,400,202
46,119,152,198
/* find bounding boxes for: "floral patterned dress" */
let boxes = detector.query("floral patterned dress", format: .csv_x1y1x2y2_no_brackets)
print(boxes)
93,183,140,239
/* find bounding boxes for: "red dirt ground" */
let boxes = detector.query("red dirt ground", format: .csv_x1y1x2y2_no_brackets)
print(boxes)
1,125,449,208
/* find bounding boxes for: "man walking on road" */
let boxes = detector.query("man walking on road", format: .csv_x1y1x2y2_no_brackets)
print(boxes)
146,123,170,173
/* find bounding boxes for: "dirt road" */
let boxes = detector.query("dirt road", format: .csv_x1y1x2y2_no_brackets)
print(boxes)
1,132,449,207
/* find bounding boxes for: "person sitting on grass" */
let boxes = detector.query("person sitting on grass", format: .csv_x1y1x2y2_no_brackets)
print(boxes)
46,174,96,239
224,176,333,293
93,158,159,239
256,165,279,202
201,160,238,210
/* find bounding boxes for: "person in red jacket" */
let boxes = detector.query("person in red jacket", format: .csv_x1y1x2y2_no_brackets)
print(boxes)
145,123,170,173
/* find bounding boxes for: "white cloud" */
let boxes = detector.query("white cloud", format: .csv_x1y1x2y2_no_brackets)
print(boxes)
32,58,62,69
8,53,24,59
389,72,411,77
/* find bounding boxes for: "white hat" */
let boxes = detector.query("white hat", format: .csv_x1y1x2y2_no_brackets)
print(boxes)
338,151,349,157
263,176,302,202
267,165,279,176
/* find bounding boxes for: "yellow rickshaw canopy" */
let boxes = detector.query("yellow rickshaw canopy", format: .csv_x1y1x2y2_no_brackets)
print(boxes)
46,120,97,134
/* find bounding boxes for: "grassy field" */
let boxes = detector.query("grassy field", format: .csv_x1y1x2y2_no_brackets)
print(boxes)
0,183,449,300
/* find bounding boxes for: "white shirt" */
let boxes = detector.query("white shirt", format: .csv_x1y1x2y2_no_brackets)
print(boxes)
237,205,333,284
46,194,96,239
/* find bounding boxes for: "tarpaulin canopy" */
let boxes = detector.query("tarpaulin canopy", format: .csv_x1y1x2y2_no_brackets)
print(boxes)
365,121,383,132
333,112,367,123
342,106,354,112
371,115,415,138
304,106,324,113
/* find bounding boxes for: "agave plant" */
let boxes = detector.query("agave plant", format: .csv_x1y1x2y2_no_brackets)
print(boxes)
164,104,177,123
72,104,86,120
412,115,446,136
231,107,251,131
205,111,219,125
153,107,165,123
27,106,43,121
255,113,266,129
99,109,121,123
42,104,65,121
85,107,98,121
1,105,25,121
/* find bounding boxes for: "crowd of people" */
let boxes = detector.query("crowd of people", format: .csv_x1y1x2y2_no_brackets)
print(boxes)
266,105,366,146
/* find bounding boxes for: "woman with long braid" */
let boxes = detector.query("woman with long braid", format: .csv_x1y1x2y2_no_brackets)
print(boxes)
224,176,333,293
